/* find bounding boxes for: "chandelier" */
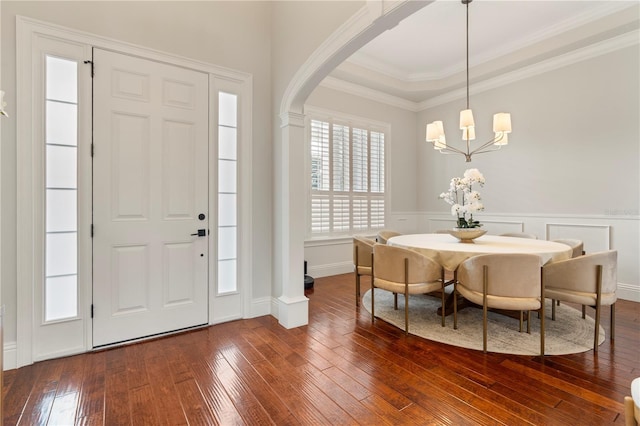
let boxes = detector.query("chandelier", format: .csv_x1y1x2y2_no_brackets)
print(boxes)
425,0,511,162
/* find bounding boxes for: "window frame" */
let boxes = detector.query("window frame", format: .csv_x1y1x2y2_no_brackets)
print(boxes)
304,106,389,239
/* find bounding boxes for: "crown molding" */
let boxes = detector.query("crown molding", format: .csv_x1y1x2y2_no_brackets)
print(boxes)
347,1,638,83
322,28,638,112
319,76,421,112
418,29,639,110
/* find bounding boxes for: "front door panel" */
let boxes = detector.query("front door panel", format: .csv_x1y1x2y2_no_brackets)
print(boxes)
92,49,209,347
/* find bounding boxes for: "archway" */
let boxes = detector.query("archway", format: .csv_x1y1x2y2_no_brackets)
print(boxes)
274,0,433,328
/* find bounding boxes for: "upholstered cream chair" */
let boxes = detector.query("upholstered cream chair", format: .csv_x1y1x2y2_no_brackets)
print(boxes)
551,238,584,258
376,230,402,244
455,253,545,354
549,239,585,308
500,232,538,239
624,377,640,426
353,236,376,307
372,244,446,333
543,250,617,352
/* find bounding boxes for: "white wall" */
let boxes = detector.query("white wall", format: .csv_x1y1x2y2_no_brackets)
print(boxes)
1,0,274,356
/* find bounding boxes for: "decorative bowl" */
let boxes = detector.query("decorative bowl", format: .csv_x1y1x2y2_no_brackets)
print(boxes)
447,228,486,243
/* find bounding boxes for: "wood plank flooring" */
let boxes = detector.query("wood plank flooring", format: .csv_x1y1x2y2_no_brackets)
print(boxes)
3,273,639,425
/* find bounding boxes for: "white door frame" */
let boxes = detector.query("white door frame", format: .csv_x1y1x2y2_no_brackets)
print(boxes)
16,16,253,368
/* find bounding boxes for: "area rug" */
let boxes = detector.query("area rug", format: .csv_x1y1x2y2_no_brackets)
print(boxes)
362,289,605,355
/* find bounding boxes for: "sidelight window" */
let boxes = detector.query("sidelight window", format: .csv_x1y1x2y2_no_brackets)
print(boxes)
44,55,79,321
217,92,238,294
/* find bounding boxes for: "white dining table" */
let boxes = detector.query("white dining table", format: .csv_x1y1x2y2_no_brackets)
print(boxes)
387,233,573,271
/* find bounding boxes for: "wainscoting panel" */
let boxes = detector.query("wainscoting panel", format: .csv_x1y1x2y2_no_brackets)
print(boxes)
546,223,610,253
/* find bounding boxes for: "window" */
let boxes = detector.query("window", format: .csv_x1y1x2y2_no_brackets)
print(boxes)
217,91,238,294
45,55,79,321
308,112,386,236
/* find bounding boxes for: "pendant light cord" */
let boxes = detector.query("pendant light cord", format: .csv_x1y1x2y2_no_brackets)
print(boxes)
466,0,470,110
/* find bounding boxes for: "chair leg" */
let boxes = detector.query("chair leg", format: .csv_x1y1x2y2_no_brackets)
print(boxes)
594,264,603,352
453,282,458,330
405,286,409,335
483,265,488,353
440,269,446,327
611,303,615,342
527,311,531,334
540,305,545,356
594,303,601,352
371,280,375,324
355,273,360,307
519,311,523,333
483,303,488,353
582,305,586,319
393,293,398,310
552,299,556,321
404,258,409,335
540,267,545,356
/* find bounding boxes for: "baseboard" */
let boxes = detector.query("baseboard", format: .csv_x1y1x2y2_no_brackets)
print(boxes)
308,261,353,278
617,282,640,303
4,341,17,371
249,297,272,318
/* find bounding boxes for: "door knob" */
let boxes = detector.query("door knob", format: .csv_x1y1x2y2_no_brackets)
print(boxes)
191,229,207,237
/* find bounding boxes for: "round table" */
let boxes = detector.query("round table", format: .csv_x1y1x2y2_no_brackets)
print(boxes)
388,233,573,271
388,233,574,317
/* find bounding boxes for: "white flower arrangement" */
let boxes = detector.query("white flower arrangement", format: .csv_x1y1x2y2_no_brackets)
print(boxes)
439,168,485,228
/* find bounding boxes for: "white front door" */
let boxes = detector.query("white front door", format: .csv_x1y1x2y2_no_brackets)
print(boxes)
92,49,209,347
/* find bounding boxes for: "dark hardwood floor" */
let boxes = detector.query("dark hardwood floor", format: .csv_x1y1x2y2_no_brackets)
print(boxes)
3,273,639,425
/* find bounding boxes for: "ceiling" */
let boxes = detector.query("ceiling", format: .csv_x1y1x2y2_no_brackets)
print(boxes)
325,0,639,106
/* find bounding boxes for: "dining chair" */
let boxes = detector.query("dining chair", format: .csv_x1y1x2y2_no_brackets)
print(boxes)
624,377,640,426
500,232,538,239
372,244,447,333
542,250,617,352
353,236,376,307
376,230,402,244
454,253,545,355
549,238,585,308
551,238,584,258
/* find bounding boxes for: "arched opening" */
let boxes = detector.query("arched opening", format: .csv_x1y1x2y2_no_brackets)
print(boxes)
274,1,433,328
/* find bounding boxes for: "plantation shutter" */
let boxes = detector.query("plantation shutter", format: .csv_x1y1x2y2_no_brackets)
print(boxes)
310,120,330,233
308,116,386,236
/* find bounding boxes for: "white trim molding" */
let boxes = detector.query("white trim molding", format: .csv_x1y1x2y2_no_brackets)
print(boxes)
419,30,640,111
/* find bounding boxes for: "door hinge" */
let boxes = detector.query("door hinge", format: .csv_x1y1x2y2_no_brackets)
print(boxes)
83,60,94,78
91,304,94,318
91,224,94,237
